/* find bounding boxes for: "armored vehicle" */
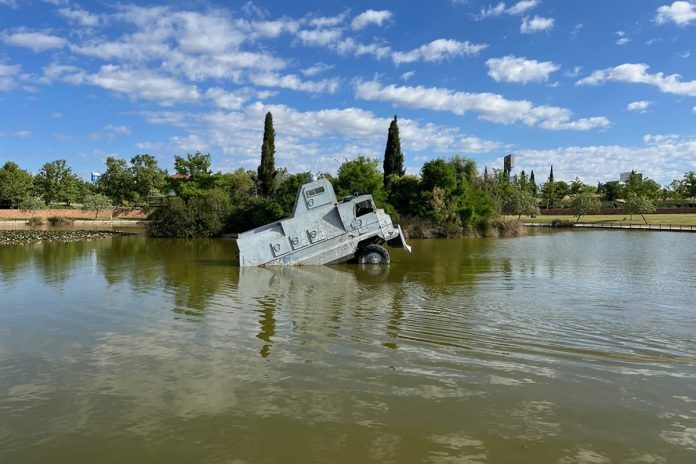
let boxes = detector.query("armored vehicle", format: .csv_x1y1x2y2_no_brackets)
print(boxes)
236,179,411,266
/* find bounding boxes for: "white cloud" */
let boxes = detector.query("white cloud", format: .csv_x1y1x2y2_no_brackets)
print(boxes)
475,1,540,19
175,11,246,54
626,100,652,112
0,0,18,8
392,39,488,64
1,29,68,52
693,105,696,113
354,79,609,131
615,31,631,45
249,73,339,93
0,60,20,91
204,87,253,109
643,134,679,144
507,0,541,15
486,55,560,83
86,65,202,105
476,2,506,19
577,63,696,97
0,130,31,138
58,8,104,27
655,1,696,26
89,124,131,142
301,63,334,77
401,71,415,81
297,28,342,46
307,13,348,28
249,19,300,39
351,10,392,30
141,103,502,173
564,66,582,78
520,15,554,33
336,38,391,59
517,136,696,184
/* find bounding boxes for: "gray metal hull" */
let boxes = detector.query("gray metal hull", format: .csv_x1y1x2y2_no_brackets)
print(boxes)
235,179,410,267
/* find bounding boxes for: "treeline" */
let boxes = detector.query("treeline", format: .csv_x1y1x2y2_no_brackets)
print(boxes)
4,112,696,233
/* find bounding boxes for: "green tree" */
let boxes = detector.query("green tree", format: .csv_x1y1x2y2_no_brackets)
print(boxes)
336,156,385,201
97,157,134,205
82,193,113,219
20,196,45,218
541,181,557,209
555,181,571,199
148,189,231,238
421,159,457,195
383,115,404,185
624,192,655,224
386,174,421,216
637,179,662,201
216,168,256,203
681,171,696,198
570,177,594,195
33,160,80,206
541,166,556,208
0,162,33,208
257,111,276,195
598,180,623,201
503,187,539,221
571,192,601,222
275,171,313,216
172,151,215,199
516,170,529,193
529,170,537,195
130,154,167,203
174,151,212,178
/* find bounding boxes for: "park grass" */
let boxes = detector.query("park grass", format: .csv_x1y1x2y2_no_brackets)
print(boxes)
515,213,696,226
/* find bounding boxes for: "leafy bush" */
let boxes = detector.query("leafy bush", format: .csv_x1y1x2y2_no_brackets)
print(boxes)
47,216,73,226
27,217,44,226
226,196,286,233
148,189,231,238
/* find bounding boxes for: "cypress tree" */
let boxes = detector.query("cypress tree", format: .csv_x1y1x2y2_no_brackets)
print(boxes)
383,115,404,185
258,112,276,196
530,170,537,195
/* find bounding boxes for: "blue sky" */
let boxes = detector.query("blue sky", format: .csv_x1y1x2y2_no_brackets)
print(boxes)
1,0,696,184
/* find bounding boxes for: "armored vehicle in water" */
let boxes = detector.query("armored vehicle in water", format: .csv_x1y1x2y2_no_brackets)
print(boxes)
236,179,411,266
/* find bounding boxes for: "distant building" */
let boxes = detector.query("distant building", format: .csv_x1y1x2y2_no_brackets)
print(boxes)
91,172,101,183
170,173,191,180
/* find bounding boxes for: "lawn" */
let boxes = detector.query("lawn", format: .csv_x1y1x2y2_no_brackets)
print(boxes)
516,214,696,226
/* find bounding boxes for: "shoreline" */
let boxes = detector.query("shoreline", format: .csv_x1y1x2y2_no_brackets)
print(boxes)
0,230,135,246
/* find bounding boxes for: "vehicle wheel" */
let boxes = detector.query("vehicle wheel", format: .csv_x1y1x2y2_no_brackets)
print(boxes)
357,244,390,264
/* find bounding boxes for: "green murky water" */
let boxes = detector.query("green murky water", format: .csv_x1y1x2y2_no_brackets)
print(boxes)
1,231,695,463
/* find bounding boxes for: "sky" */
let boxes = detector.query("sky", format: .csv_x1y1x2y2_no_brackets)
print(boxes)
1,0,696,184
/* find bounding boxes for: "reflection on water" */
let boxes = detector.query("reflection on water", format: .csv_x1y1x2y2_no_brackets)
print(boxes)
1,231,696,463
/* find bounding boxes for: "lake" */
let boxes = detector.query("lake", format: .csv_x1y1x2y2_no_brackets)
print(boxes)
1,231,695,463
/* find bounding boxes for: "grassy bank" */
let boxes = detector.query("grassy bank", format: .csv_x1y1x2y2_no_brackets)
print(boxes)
517,213,696,226
0,230,133,246
401,217,527,239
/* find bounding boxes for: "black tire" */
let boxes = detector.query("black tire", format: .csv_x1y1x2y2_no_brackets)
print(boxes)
357,244,390,264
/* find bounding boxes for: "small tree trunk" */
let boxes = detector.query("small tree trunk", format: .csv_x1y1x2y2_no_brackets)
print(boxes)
576,215,581,223
641,214,647,225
